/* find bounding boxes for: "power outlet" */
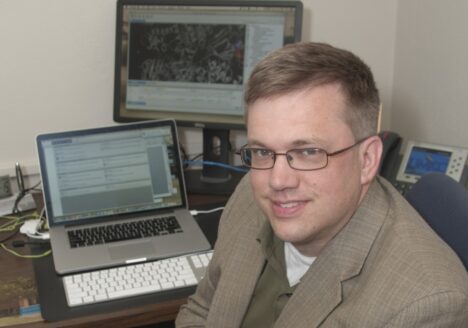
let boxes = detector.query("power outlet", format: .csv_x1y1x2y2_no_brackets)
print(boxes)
0,175,12,199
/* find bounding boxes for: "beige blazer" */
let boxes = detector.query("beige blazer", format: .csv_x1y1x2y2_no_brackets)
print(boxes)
176,176,468,327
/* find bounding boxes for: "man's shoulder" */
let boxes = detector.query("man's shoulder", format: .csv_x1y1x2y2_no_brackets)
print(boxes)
368,177,468,293
323,179,468,325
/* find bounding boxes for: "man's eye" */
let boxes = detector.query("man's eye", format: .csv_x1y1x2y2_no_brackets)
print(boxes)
298,148,320,156
252,149,272,157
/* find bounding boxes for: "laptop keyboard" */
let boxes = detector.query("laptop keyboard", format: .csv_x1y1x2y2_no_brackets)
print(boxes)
67,216,183,248
62,250,213,307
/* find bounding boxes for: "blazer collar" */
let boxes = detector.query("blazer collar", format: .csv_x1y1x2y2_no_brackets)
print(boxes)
275,178,389,327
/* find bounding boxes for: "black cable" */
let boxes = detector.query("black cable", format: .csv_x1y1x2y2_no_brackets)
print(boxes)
180,140,235,170
12,239,50,247
11,163,42,214
28,181,42,191
15,162,25,194
190,153,204,161
12,192,26,215
0,212,33,243
0,229,20,244
179,143,190,169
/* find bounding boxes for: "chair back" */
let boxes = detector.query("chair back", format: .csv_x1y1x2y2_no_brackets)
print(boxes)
405,173,468,269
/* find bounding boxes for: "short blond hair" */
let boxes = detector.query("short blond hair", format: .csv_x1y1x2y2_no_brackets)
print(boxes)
245,42,380,139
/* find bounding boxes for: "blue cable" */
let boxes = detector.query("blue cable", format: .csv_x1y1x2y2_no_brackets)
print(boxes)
184,160,249,173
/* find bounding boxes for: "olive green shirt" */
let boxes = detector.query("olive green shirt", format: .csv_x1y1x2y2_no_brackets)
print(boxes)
241,224,296,328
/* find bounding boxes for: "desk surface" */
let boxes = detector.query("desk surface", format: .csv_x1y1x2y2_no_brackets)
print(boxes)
0,194,227,328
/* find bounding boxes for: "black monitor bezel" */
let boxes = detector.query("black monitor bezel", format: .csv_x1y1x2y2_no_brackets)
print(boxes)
112,0,303,130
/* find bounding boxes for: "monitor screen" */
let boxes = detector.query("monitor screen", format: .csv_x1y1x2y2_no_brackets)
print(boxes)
113,0,303,194
113,0,303,128
404,146,451,176
37,122,184,225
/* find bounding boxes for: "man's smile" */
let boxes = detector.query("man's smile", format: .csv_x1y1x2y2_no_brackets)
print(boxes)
271,199,308,217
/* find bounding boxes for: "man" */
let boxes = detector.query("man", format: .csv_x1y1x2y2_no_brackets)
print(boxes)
176,42,468,327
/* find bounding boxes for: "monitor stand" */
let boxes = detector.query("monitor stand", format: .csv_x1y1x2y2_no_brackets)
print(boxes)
184,128,246,195
184,169,246,196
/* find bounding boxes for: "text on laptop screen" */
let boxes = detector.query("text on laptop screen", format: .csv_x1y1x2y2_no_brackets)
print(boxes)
40,125,183,224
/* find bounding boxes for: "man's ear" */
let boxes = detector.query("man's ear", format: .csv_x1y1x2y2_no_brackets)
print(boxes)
359,135,383,185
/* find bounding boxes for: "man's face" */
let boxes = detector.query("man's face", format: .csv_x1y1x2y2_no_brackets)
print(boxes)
247,84,369,256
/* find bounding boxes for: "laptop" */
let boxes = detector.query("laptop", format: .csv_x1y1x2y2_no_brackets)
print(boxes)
36,119,211,275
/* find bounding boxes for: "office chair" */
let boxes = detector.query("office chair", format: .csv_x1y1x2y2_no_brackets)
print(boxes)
405,173,468,270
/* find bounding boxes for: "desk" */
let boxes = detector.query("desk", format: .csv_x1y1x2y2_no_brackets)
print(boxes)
0,194,227,327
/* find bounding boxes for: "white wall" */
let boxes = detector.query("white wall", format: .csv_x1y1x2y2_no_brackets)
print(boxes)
303,0,398,132
392,0,468,148
0,0,117,177
0,0,399,180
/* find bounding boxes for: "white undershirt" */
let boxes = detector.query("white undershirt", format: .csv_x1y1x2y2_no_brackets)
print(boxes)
284,242,316,287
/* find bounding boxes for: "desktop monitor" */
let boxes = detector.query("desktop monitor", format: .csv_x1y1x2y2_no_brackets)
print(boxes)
113,0,303,194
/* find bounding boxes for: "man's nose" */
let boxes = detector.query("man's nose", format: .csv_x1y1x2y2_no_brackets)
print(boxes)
268,154,299,190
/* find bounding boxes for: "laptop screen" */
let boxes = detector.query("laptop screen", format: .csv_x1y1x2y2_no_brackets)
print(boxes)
37,120,186,226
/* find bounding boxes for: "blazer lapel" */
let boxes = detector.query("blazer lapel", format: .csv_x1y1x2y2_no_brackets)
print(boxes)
207,211,268,328
275,180,389,327
274,249,343,327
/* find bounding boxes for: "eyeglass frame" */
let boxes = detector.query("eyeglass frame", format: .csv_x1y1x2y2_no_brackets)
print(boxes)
236,136,374,171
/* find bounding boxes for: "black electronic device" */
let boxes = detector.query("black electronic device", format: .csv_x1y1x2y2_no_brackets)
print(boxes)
378,131,403,180
378,132,468,194
113,0,303,194
394,140,468,194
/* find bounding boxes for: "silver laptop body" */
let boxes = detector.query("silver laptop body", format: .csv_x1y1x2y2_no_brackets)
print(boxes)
36,119,211,275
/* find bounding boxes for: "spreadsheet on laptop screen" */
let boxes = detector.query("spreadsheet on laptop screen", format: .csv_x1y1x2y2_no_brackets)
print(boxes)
40,126,183,224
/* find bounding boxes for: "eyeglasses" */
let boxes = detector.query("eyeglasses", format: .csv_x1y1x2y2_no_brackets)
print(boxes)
237,137,371,171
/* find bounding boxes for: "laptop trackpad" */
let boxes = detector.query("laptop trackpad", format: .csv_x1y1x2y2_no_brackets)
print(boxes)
108,242,155,260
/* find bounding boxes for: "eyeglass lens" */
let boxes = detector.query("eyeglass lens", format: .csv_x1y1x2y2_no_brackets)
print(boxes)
241,148,328,170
